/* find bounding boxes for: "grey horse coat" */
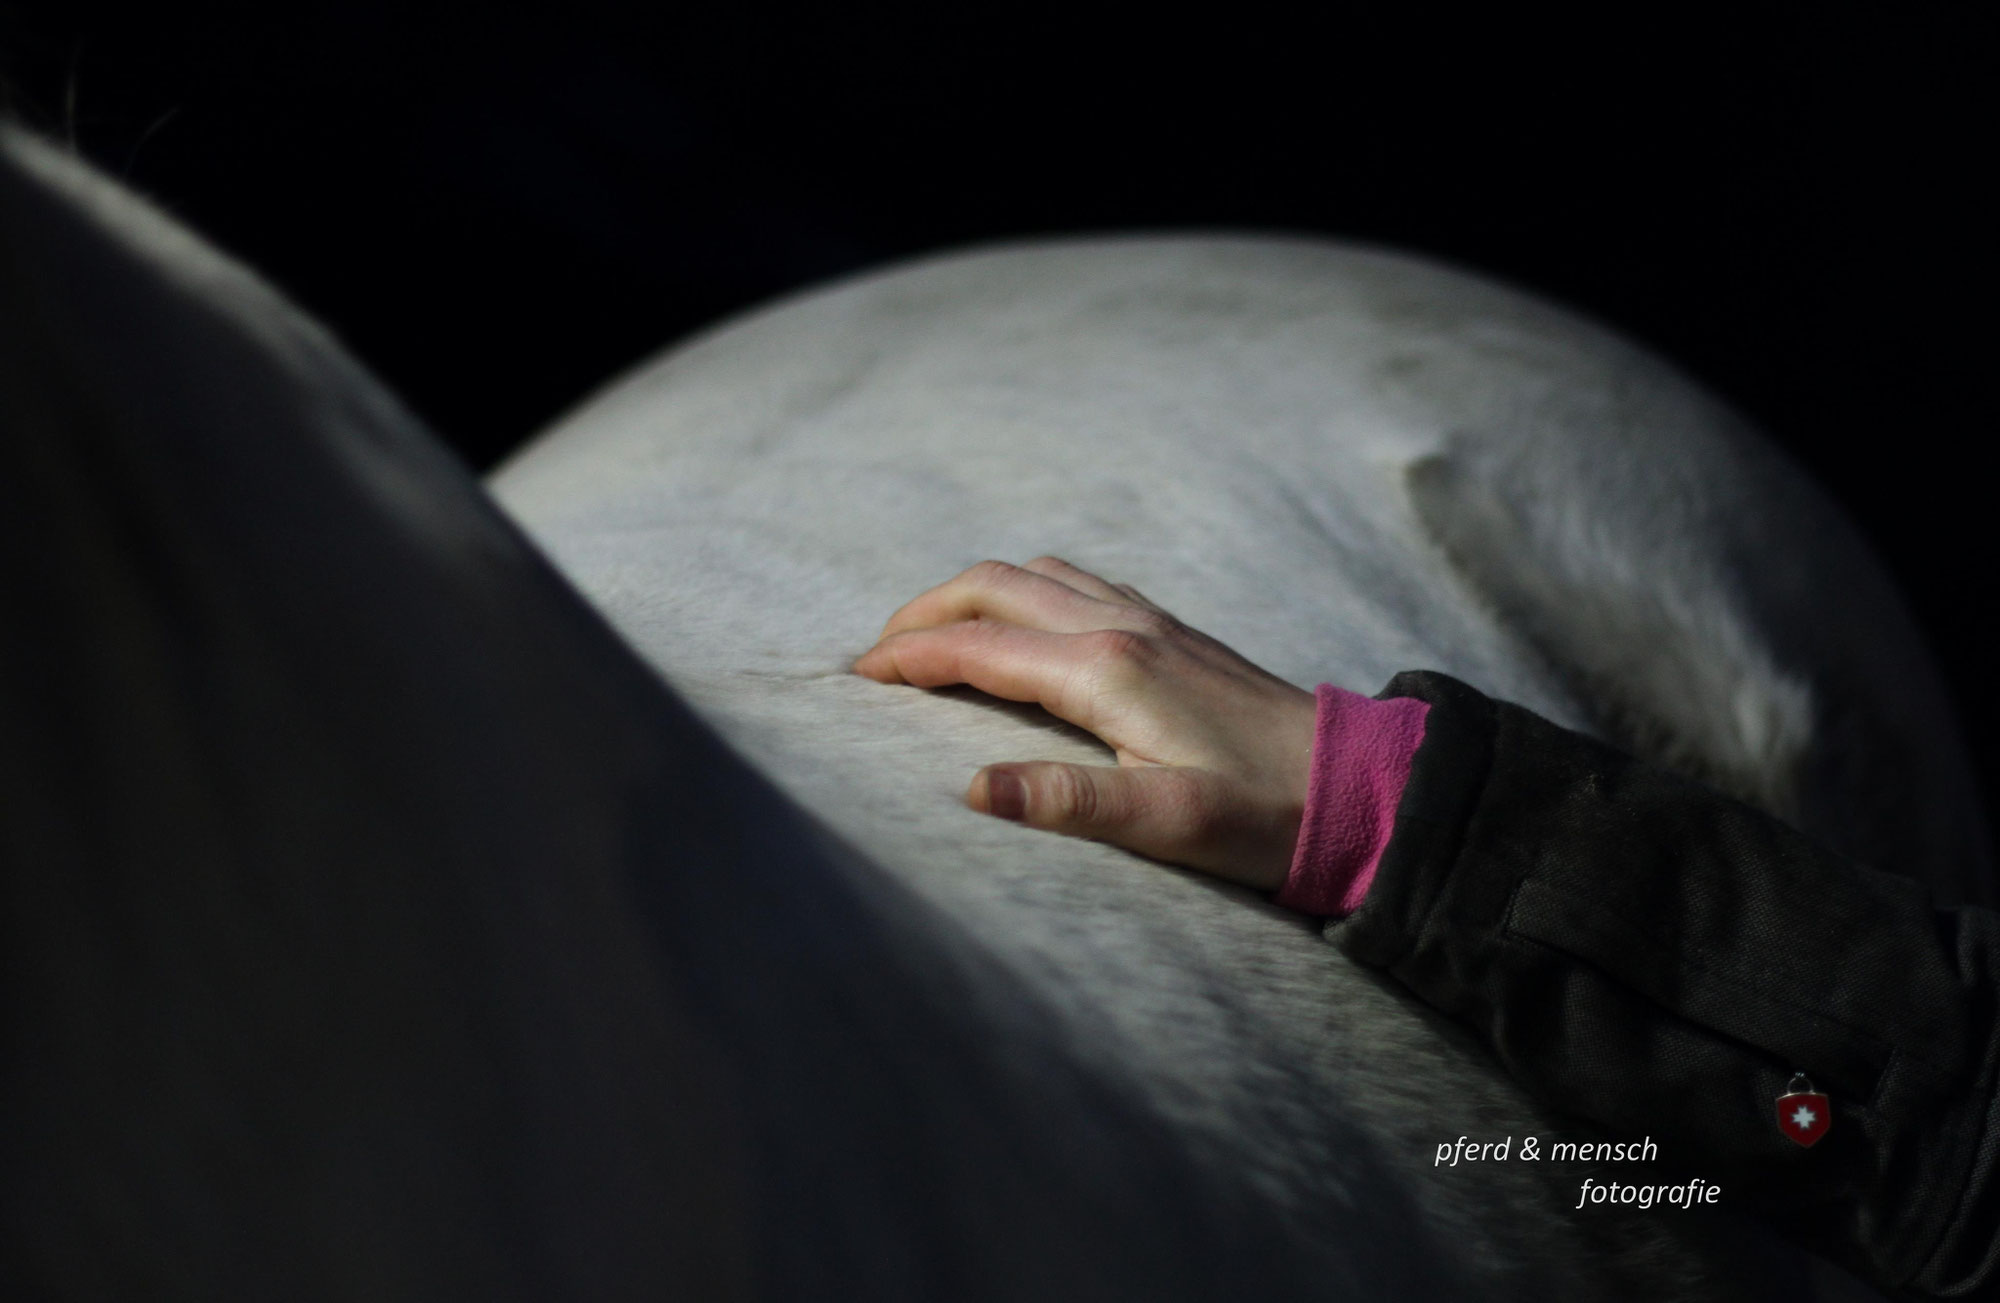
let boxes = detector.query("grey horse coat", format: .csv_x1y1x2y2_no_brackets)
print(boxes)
4,123,1980,1299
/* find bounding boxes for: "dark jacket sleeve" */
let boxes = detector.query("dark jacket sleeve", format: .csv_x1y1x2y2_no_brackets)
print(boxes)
1333,671,2000,1300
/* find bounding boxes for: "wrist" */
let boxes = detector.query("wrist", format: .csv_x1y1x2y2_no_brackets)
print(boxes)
1272,683,1431,917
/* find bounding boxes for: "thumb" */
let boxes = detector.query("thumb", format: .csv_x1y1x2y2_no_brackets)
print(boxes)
969,762,1290,890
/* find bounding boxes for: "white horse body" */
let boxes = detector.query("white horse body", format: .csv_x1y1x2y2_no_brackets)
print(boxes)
490,237,1988,1297
6,120,1983,1298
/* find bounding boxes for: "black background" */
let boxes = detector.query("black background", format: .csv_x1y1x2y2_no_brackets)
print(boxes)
4,3,1992,823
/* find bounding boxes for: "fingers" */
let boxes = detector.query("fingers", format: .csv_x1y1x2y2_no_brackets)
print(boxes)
855,559,1306,891
969,762,1293,891
1019,557,1168,615
852,558,1204,752
1111,581,1166,613
878,559,1114,639
1015,555,1133,606
852,620,1152,731
877,558,1169,640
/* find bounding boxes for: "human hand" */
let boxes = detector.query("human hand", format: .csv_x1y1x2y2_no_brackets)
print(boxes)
850,557,1317,891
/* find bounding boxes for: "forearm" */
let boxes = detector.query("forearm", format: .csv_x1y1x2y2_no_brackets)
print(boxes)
1321,671,1999,1298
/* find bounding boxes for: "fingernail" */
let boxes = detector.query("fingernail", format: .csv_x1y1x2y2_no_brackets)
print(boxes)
986,770,1027,821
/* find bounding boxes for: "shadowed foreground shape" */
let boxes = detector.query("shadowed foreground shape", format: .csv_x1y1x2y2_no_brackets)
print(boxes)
3,125,1983,1298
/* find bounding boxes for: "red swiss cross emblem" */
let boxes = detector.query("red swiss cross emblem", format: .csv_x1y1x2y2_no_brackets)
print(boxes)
1777,1074,1831,1148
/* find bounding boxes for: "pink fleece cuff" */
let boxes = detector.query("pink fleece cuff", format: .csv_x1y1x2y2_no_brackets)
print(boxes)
1273,684,1431,918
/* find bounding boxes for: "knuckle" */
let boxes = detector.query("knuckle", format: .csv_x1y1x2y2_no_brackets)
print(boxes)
967,559,1019,586
1086,627,1154,665
1080,631,1160,711
1079,629,1155,699
959,617,1009,657
1041,765,1094,825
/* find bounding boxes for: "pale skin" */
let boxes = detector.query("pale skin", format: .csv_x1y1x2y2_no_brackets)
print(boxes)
850,556,1321,892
